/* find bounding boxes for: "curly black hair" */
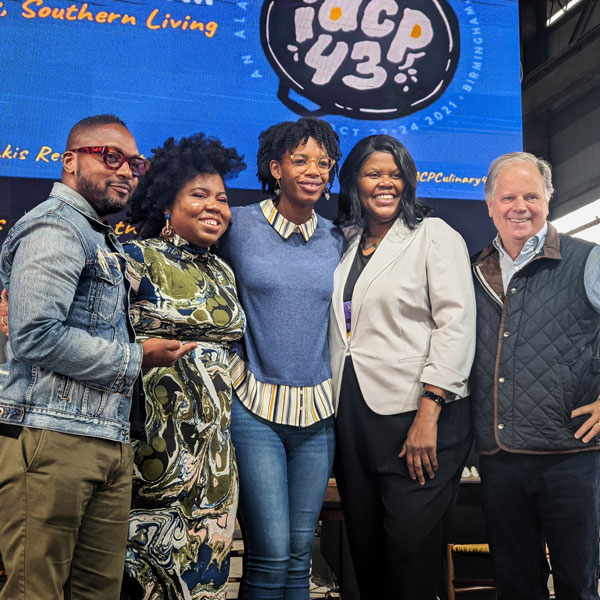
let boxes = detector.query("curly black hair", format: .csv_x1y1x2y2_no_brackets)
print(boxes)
335,135,431,230
256,118,341,196
128,133,245,238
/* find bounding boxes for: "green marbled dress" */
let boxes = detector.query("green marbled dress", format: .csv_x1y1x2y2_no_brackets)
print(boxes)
123,235,245,600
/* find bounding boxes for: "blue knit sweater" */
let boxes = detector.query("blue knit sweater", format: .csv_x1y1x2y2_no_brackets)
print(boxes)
219,202,345,387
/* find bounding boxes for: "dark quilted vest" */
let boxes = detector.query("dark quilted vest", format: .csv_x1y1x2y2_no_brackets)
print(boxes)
471,233,600,454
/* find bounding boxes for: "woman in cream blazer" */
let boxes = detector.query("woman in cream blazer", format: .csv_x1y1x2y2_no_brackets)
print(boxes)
329,135,476,600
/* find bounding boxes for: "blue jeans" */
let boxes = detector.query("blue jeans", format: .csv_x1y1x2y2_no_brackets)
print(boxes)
231,396,335,600
480,451,600,600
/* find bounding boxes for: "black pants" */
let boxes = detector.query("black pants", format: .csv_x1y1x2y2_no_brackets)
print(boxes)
334,357,472,600
480,451,600,600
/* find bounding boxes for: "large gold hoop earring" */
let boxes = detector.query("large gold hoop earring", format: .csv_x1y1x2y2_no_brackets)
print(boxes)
161,213,174,241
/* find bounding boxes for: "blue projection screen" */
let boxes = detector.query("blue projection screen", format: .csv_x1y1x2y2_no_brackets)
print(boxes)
0,0,521,201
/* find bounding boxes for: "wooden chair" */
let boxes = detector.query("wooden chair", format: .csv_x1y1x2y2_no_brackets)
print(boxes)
446,543,556,600
445,543,495,599
319,478,344,521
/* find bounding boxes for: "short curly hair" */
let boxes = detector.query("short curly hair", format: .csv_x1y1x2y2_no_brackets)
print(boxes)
128,133,245,238
256,118,341,196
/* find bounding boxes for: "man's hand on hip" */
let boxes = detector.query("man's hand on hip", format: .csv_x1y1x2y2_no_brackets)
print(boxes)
141,338,197,367
572,397,600,443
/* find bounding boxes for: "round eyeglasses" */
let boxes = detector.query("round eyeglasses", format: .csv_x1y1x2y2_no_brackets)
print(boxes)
288,153,336,173
68,146,150,177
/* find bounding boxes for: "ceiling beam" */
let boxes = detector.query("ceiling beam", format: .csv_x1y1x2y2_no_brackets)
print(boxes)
522,23,600,120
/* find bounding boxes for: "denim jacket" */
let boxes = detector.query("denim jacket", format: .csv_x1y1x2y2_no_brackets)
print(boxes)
0,182,143,443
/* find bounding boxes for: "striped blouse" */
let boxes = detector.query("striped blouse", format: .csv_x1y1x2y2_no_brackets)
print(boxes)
229,199,335,427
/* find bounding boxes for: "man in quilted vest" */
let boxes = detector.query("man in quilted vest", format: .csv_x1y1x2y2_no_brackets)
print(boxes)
470,151,600,600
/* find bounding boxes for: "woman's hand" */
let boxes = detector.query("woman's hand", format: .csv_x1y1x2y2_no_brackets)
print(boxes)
0,289,9,337
399,386,444,485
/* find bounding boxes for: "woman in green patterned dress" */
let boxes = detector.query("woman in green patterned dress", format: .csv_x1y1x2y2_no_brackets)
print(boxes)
120,134,246,600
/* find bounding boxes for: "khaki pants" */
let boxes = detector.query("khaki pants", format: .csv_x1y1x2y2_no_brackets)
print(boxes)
0,427,133,600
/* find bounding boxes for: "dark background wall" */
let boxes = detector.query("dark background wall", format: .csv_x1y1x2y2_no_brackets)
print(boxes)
521,0,600,221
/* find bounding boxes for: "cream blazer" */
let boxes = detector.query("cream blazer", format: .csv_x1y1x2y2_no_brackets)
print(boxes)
329,217,476,415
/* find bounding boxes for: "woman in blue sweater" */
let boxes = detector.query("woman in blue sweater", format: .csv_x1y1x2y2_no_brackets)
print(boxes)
218,118,344,600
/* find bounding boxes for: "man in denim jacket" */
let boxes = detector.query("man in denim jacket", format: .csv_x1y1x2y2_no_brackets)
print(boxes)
0,115,195,600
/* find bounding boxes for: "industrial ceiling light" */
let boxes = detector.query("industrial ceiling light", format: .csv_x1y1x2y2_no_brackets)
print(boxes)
551,199,600,242
546,0,585,27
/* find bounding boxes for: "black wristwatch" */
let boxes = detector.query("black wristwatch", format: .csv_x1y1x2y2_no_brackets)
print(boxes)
422,389,446,407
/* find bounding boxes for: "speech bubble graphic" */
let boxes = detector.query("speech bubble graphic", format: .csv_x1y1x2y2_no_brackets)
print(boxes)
261,0,460,120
